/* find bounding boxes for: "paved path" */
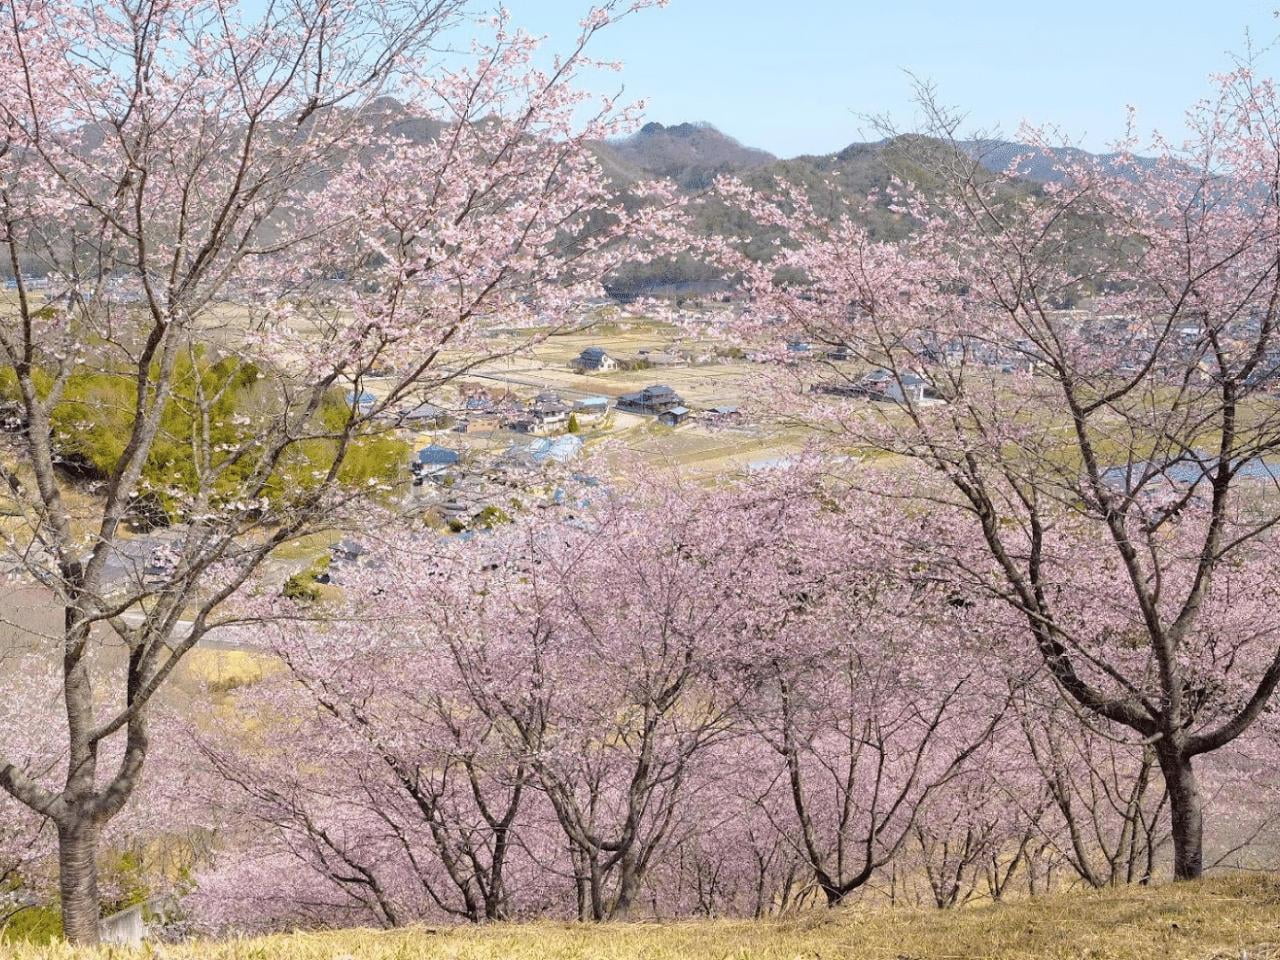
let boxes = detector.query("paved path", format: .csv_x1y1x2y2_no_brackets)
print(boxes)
118,609,259,652
466,369,613,399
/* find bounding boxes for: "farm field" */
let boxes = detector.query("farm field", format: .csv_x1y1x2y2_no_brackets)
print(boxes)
419,321,850,476
8,876,1279,959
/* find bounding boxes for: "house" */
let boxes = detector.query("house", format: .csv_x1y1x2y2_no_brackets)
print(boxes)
616,384,684,415
413,444,461,481
826,344,855,361
438,476,493,525
639,349,688,367
330,538,367,565
1008,338,1049,374
320,537,384,584
143,543,178,584
658,405,691,426
101,527,189,587
572,346,619,372
464,391,496,413
506,435,584,469
530,435,583,464
811,378,861,398
513,392,572,434
440,496,478,524
941,339,969,367
785,340,815,358
457,413,500,434
859,368,937,405
460,385,518,415
573,396,610,422
703,404,743,425
346,390,377,416
398,401,451,430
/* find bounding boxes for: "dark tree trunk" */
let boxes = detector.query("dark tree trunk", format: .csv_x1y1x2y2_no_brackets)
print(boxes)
609,853,639,920
820,878,846,907
57,817,101,945
1157,748,1203,880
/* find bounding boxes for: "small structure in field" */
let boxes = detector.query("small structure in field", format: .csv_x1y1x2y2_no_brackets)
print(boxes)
617,384,684,415
703,404,743,426
858,368,939,405
573,396,610,423
346,390,377,416
572,346,619,372
397,401,451,430
99,903,146,947
638,349,688,367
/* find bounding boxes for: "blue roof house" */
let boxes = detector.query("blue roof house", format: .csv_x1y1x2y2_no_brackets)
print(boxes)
413,444,461,478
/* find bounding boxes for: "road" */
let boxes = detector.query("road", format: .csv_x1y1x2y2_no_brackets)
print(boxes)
118,609,259,652
465,368,613,399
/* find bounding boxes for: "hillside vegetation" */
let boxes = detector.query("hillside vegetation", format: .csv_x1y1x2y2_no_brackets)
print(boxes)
12,877,1280,960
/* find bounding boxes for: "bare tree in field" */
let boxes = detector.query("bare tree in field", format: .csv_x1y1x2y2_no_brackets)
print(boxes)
718,67,1280,881
0,0,677,941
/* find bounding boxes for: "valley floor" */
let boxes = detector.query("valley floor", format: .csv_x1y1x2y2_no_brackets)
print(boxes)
11,876,1280,960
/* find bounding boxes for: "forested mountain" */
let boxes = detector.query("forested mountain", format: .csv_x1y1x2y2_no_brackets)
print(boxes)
594,122,1145,296
2,102,1136,296
596,121,777,189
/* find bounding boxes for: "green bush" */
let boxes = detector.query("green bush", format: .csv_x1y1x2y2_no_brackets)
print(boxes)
1,352,409,524
472,505,512,530
0,904,61,944
282,555,331,603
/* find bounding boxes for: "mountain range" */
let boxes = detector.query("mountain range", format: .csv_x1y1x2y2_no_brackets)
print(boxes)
596,120,1151,190
586,121,1152,296
363,101,1148,296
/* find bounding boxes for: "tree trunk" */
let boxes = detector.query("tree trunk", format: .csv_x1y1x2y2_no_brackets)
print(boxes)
610,854,639,920
820,879,846,907
1157,748,1203,880
57,817,101,945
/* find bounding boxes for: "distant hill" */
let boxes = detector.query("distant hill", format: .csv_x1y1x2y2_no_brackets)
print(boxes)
76,97,1142,298
6,100,1139,296
596,121,776,190
598,129,1151,298
956,139,1159,184
602,132,1014,298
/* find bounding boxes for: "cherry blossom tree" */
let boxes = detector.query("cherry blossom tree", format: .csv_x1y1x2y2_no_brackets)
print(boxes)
1010,683,1169,889
180,576,543,928
714,65,1280,881
0,658,60,931
0,0,679,941
363,478,817,922
737,567,1010,907
184,469,1014,926
643,739,807,918
907,759,1037,909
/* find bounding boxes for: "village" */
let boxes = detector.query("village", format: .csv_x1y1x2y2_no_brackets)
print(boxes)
84,294,1280,595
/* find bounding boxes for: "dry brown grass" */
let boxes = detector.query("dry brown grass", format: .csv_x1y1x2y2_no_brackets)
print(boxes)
11,875,1280,960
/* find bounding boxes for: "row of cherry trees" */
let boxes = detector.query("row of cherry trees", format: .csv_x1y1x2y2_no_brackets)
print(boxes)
0,0,680,942
144,470,1279,933
710,63,1280,883
5,0,1280,940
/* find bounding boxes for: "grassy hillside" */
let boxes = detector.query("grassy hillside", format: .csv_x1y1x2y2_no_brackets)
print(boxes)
13,876,1280,959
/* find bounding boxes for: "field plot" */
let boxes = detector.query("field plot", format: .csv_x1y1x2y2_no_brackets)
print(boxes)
425,323,840,477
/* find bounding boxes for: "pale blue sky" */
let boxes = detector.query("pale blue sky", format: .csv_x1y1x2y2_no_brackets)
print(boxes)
498,1,1280,157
